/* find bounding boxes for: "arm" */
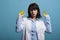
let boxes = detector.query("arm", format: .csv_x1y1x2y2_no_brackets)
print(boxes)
44,15,52,33
16,14,25,32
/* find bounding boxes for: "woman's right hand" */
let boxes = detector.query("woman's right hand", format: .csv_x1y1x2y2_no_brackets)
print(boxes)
18,10,25,18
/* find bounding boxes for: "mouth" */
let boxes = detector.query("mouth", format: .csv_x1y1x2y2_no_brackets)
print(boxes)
31,14,36,17
32,13,35,16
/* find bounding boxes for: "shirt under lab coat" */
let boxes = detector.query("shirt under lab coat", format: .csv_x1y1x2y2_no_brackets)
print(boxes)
16,15,52,40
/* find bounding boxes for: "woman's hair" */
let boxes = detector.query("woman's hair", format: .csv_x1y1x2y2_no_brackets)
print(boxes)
27,3,42,19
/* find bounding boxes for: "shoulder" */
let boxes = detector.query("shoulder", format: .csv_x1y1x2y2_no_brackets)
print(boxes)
22,17,27,21
23,17,30,21
37,19,45,24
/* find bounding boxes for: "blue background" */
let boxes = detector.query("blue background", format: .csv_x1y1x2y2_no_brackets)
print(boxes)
0,0,60,40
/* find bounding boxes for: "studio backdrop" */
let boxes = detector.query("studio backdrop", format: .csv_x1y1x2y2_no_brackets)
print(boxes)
0,0,60,40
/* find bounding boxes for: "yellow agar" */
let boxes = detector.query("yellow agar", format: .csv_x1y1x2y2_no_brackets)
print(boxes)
19,10,25,15
43,11,48,17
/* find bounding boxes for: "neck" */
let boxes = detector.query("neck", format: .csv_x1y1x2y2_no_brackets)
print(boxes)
32,17,36,20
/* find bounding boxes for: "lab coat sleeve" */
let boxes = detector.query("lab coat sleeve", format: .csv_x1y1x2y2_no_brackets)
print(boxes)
44,15,52,33
16,17,25,32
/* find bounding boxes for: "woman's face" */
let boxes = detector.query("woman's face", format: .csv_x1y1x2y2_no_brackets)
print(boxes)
30,9,38,18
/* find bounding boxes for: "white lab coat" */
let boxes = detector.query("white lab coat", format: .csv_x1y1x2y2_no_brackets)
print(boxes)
16,15,52,40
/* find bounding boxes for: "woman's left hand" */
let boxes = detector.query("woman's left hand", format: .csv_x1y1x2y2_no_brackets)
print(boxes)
43,11,50,18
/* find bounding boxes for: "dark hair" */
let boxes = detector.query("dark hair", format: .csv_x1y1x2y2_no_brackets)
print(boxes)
27,3,42,19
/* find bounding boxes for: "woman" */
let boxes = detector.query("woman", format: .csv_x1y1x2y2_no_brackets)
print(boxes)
16,3,52,40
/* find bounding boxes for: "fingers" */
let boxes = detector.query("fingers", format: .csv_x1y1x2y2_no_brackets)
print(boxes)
18,10,25,18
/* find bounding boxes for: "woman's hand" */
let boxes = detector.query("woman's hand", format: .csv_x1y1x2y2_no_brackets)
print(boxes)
43,11,50,18
18,10,25,18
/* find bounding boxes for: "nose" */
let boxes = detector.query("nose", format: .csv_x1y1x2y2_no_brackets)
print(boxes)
32,11,35,15
32,10,36,13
